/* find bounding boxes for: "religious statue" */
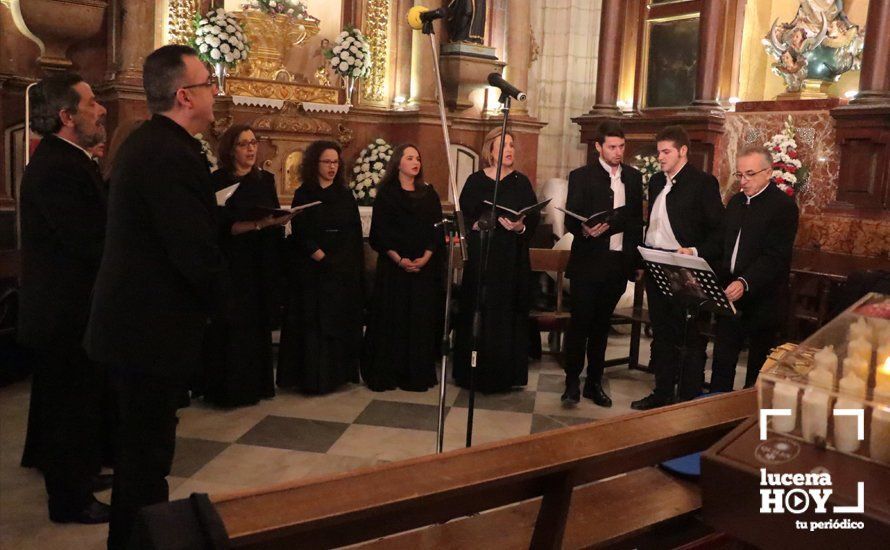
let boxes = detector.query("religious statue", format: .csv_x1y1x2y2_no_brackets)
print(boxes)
446,0,486,44
764,0,864,94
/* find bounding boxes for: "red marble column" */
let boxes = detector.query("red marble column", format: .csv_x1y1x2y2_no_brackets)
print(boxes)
691,0,725,109
853,0,890,104
589,0,624,116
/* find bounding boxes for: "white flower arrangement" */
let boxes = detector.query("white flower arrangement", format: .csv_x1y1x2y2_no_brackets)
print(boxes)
194,133,218,173
191,9,249,67
633,154,660,194
242,0,308,19
763,115,808,197
350,138,392,206
324,26,373,79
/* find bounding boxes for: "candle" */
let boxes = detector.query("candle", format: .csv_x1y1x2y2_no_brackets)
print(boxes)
834,398,863,453
878,345,890,370
842,356,869,381
847,337,873,365
801,387,830,443
850,317,872,343
869,318,890,345
839,372,867,398
808,367,834,389
870,406,890,463
771,382,798,433
813,346,838,374
876,358,890,397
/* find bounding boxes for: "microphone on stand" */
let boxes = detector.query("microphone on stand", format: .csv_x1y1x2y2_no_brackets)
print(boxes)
487,73,527,102
407,6,447,30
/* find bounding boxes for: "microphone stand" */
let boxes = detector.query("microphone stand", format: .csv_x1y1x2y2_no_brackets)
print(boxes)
418,17,469,454
467,93,512,448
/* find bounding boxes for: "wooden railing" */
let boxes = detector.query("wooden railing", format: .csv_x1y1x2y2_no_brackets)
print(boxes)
212,390,757,549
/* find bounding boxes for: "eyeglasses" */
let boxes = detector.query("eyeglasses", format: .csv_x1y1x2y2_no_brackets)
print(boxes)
319,160,340,166
179,75,219,94
732,167,770,182
236,139,259,148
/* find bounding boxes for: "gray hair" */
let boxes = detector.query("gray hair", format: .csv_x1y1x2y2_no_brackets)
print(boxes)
737,144,773,170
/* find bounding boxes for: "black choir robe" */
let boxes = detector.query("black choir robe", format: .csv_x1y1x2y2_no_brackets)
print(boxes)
361,182,444,392
277,182,364,394
453,170,539,393
201,168,283,407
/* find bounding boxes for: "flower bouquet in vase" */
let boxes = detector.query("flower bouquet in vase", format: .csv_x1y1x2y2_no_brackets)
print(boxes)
764,115,809,198
324,26,372,105
191,8,250,95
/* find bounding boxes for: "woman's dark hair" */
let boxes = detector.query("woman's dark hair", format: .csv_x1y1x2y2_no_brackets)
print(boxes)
299,140,344,190
217,124,257,174
380,143,424,189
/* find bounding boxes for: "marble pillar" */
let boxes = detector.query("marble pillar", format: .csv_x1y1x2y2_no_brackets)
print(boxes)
504,0,531,115
853,0,890,104
589,0,623,116
691,0,726,110
409,0,444,109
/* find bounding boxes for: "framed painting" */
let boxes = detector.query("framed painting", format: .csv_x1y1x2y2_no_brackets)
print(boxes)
643,14,700,108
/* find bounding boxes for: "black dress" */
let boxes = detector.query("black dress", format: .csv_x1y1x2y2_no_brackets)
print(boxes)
277,183,364,393
202,168,283,407
453,170,539,393
361,182,444,392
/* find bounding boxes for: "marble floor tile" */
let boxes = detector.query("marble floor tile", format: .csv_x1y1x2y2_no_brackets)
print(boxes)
453,388,537,413
176,402,270,443
262,385,375,423
354,400,443,432
171,438,231,478
237,415,350,453
536,373,566,393
327,425,440,462
442,407,534,451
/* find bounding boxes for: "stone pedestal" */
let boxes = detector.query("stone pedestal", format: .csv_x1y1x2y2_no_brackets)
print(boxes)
439,43,504,111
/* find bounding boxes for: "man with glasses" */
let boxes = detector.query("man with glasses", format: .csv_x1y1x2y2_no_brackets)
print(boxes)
709,145,798,391
85,45,230,549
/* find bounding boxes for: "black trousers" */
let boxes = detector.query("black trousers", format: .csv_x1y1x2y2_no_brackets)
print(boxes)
564,275,627,385
108,369,186,550
710,313,777,391
30,346,103,513
646,276,709,401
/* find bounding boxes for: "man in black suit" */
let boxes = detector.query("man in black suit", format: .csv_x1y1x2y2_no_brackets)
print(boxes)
631,126,724,410
710,145,799,391
84,45,229,549
561,121,644,406
18,73,110,523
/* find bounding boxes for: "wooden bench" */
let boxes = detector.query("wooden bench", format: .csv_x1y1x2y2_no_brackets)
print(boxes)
213,390,757,549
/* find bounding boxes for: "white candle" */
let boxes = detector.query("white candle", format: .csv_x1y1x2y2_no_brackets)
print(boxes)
808,367,834,389
801,387,830,443
839,372,867,398
771,382,798,433
847,337,873,365
868,318,890,345
876,358,890,399
870,406,890,464
842,356,869,381
834,398,863,453
850,317,872,343
878,346,890,372
813,346,838,374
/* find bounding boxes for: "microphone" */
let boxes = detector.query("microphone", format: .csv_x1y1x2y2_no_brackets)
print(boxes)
487,73,527,102
407,6,447,30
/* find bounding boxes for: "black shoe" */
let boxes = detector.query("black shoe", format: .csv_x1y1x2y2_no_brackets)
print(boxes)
91,473,113,493
561,378,581,406
631,393,670,411
49,497,111,525
583,382,612,408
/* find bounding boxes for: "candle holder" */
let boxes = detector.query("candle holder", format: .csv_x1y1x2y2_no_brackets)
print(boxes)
758,292,890,465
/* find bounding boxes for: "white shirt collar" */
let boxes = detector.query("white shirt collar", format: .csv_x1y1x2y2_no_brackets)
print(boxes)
744,182,771,204
598,157,621,178
55,135,94,160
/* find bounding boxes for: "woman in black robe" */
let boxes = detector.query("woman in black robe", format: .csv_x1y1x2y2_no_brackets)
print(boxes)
277,141,364,393
362,144,445,392
453,129,539,393
203,125,291,407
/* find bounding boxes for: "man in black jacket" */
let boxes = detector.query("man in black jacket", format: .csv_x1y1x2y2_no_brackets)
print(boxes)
18,73,109,523
84,45,229,549
562,121,644,406
632,126,724,410
710,145,799,391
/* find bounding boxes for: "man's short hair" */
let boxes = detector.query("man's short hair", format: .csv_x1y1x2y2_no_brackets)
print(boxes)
143,45,198,114
655,125,690,151
737,144,773,170
29,72,84,137
595,121,625,145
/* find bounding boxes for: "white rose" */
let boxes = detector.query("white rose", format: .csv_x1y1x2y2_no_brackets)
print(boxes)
216,8,225,16
350,45,358,53
339,31,349,39
357,190,365,198
219,32,229,41
352,68,362,77
373,162,383,170
369,188,377,198
233,50,241,60
339,62,349,72
210,49,221,60
371,174,380,184
226,25,235,33
199,43,209,53
362,162,370,171
219,43,231,54
224,53,234,63
209,26,220,35
375,139,385,145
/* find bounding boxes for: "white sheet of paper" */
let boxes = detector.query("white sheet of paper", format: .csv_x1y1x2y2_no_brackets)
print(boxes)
215,183,240,206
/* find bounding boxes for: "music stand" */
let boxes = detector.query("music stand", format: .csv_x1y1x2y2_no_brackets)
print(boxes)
637,247,736,402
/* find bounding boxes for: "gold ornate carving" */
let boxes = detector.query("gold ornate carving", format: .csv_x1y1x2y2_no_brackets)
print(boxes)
231,10,320,81
210,115,233,140
225,75,339,104
165,0,198,45
252,104,333,135
361,0,389,102
315,66,331,87
336,124,354,148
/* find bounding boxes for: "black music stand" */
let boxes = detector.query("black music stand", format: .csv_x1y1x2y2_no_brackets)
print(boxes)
637,247,736,402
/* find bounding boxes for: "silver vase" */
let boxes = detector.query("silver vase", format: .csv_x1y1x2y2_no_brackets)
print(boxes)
214,63,227,96
343,75,356,106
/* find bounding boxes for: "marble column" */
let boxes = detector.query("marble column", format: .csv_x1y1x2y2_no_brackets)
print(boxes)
505,0,531,115
691,0,725,110
409,0,444,108
853,0,890,104
115,0,156,86
588,0,623,116
393,0,414,105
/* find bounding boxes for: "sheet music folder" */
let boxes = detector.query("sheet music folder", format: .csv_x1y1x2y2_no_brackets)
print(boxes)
637,246,736,316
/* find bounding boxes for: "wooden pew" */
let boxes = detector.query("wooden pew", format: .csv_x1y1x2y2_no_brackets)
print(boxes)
213,390,756,549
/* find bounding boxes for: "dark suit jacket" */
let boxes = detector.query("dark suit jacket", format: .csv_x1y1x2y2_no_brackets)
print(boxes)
719,183,799,328
647,163,724,265
18,135,106,349
565,162,644,281
85,115,230,383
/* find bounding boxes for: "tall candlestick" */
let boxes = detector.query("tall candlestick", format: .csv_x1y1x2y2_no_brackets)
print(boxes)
850,317,872,343
813,345,838,374
847,337,873,365
870,406,890,463
878,345,890,371
834,398,863,453
842,356,869,381
839,372,867,398
801,387,830,443
808,367,834,389
771,382,798,433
